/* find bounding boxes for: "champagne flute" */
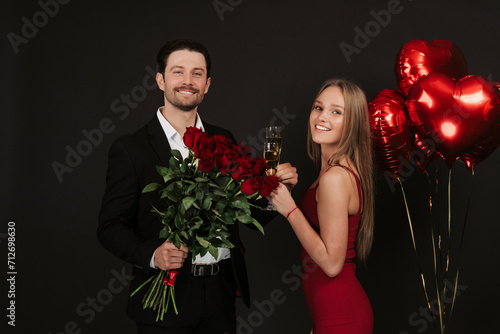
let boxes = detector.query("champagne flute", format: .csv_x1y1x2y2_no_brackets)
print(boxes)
264,126,282,176
262,126,282,210
263,141,281,176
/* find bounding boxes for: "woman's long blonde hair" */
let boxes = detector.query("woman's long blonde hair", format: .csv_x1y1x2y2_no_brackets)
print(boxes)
307,78,374,264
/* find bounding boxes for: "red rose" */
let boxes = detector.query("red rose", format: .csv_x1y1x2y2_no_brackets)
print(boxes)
231,158,254,181
183,127,206,151
259,175,279,197
237,143,252,158
252,157,268,176
216,147,240,175
212,135,231,160
194,136,214,158
212,134,232,147
242,176,265,195
198,149,215,173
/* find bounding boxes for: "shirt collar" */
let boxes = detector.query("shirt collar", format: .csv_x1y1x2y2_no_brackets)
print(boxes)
156,107,205,141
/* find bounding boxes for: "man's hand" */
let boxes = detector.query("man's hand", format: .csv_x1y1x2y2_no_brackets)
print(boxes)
276,162,298,192
154,240,189,271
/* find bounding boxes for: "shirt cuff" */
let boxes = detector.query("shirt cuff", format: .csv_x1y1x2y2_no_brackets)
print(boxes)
150,250,157,269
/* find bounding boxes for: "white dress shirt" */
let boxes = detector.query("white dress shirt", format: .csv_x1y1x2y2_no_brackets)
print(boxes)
150,108,231,267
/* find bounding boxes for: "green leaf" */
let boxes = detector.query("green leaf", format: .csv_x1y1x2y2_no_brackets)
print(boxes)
199,248,208,257
174,233,182,249
215,199,228,212
162,172,177,184
212,189,228,198
166,190,179,202
208,244,219,259
171,149,183,162
159,229,168,239
211,238,234,249
156,166,170,177
169,157,180,171
168,233,179,248
187,182,197,194
190,216,203,226
195,177,209,183
174,213,184,229
208,182,219,188
227,181,237,193
222,239,235,248
181,197,196,212
231,197,250,210
196,235,210,248
235,211,253,224
252,218,265,235
166,205,177,221
218,229,231,238
150,205,166,218
142,182,161,193
202,196,212,210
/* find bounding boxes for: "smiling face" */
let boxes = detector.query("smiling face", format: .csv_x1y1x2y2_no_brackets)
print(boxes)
309,85,345,154
156,49,211,112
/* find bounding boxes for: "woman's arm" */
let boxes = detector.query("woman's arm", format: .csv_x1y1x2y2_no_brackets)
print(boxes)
268,168,352,277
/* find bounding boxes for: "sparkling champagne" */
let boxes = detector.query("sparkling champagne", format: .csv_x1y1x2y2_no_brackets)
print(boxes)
263,140,281,175
262,126,282,210
265,136,282,145
265,137,282,153
264,150,279,170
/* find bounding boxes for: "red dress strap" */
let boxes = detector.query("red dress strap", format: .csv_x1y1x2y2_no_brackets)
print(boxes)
329,165,363,215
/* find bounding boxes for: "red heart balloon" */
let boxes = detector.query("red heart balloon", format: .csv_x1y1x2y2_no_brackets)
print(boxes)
369,89,413,179
460,82,500,170
395,40,468,96
461,124,500,171
413,131,437,172
407,74,500,169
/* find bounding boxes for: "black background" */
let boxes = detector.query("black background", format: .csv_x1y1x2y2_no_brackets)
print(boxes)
2,1,499,333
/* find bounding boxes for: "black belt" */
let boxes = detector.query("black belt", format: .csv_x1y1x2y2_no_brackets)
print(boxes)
191,259,229,277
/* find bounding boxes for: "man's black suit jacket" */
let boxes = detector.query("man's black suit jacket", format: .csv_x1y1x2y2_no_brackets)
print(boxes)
97,115,272,325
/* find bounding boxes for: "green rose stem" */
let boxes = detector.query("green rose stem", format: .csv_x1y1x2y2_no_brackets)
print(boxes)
142,271,162,308
191,155,197,178
157,285,167,322
149,272,166,308
224,178,233,191
171,287,178,314
130,274,155,298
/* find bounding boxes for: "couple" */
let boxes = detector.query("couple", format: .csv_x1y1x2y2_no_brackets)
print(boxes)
97,39,374,334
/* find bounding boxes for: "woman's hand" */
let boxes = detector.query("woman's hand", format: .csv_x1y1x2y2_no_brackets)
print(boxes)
267,182,297,217
275,162,298,192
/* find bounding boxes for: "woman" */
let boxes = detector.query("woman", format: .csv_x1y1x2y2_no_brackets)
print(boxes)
268,79,374,333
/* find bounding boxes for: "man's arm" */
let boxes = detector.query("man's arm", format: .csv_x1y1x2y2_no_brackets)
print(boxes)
97,140,163,275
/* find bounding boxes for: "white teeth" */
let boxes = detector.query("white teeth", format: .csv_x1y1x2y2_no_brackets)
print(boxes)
179,90,195,94
316,125,330,131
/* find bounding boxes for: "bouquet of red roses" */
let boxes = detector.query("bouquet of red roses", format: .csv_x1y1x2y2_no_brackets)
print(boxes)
130,127,278,321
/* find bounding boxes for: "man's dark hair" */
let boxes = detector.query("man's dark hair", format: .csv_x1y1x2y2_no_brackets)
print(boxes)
156,39,212,77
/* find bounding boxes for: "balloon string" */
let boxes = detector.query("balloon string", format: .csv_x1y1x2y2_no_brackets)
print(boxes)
442,168,452,327
398,178,433,314
426,170,443,334
434,160,443,281
446,166,474,329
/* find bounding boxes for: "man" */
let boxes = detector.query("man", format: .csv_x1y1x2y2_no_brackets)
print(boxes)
97,39,298,334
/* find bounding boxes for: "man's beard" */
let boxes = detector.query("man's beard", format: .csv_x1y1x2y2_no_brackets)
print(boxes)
165,86,204,112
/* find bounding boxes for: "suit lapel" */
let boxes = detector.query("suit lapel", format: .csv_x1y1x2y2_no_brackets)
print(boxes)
146,116,172,166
